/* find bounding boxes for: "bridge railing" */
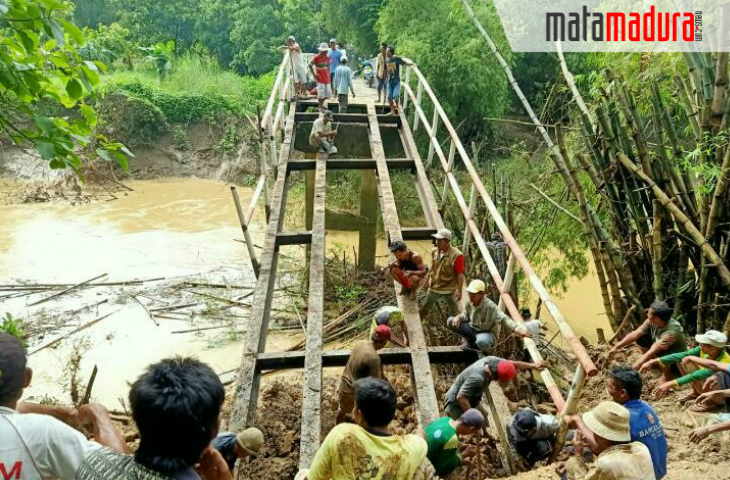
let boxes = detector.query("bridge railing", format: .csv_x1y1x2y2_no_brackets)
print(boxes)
401,63,598,409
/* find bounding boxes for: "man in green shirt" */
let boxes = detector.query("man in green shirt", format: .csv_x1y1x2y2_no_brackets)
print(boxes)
646,330,729,409
608,300,687,377
423,409,484,478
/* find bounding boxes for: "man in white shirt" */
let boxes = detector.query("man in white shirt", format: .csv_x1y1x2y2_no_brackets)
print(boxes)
0,332,128,480
308,109,337,155
278,36,307,98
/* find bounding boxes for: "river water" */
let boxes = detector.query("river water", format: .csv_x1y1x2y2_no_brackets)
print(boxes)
1,177,609,406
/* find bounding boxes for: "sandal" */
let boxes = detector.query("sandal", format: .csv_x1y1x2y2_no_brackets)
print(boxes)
690,402,719,413
678,391,699,404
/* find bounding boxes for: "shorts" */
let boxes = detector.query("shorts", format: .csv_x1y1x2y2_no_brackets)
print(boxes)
316,83,332,99
387,81,401,102
293,64,307,84
377,77,386,92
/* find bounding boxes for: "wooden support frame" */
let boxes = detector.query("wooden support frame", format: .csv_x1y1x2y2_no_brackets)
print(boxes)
287,159,415,172
299,153,327,468
276,231,313,246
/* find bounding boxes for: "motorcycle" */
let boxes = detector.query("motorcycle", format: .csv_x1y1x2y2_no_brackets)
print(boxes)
360,59,375,88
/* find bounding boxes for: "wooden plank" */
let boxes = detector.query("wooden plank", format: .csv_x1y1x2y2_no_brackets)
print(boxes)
276,231,312,246
298,153,327,469
397,111,445,230
402,227,438,240
288,159,415,172
256,346,477,370
367,103,441,427
295,112,401,125
228,107,296,434
485,383,516,475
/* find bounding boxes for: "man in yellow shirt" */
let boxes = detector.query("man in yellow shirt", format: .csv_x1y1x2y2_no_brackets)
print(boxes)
297,377,432,480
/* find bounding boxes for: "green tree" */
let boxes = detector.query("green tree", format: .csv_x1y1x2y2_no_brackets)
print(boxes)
376,0,511,139
229,0,283,76
321,0,383,53
71,0,117,29
116,0,197,53
1,0,130,173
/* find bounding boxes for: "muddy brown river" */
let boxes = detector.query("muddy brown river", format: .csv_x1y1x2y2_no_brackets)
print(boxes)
1,177,610,406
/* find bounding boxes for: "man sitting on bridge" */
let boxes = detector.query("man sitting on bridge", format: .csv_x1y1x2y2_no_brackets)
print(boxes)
389,240,428,300
0,332,128,480
298,377,434,480
423,408,484,478
337,325,391,424
419,229,465,319
309,110,338,155
446,279,530,353
607,300,687,375
443,356,545,421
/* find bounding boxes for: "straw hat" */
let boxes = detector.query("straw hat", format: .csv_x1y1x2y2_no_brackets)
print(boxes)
236,428,264,456
317,42,329,52
582,401,630,442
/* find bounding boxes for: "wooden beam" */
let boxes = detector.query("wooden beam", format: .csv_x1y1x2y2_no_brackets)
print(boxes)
367,103,441,427
288,159,415,172
276,231,312,246
298,153,327,469
402,227,438,240
295,112,401,125
228,107,296,435
256,346,477,370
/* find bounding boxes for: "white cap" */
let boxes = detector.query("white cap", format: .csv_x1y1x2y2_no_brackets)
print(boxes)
466,279,486,293
432,228,452,240
695,330,727,349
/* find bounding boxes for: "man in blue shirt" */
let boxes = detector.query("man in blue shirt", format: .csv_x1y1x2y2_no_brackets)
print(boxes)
328,38,342,98
333,57,356,113
607,365,667,479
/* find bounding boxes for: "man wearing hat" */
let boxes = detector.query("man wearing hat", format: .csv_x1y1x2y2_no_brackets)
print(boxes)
0,332,128,480
446,279,531,353
309,109,338,155
443,356,545,421
424,408,484,477
212,427,265,471
333,55,356,113
419,228,465,319
559,401,655,480
277,36,307,98
507,408,559,468
647,329,730,410
370,305,408,347
336,325,391,423
608,300,687,375
309,43,331,109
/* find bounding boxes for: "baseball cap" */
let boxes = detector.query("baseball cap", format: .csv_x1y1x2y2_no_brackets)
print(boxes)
466,279,486,293
496,360,517,382
373,324,392,342
236,427,264,455
329,38,337,43
695,330,727,349
460,408,485,428
582,401,630,442
318,42,329,51
432,228,452,240
509,409,538,441
0,333,28,402
375,306,403,326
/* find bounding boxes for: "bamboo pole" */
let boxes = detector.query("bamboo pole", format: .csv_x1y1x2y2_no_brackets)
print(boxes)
29,273,108,306
618,153,730,288
230,186,261,278
553,365,586,459
652,200,665,301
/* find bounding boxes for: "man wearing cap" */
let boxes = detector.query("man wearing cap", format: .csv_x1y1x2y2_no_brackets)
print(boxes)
423,409,484,477
333,56,355,113
328,39,342,97
608,300,687,375
212,427,264,471
336,325,391,423
309,43,331,109
389,240,428,300
277,36,307,98
559,401,654,480
370,305,409,347
443,356,545,421
309,110,338,155
507,408,559,468
419,228,465,319
648,330,730,410
607,366,667,479
447,279,531,353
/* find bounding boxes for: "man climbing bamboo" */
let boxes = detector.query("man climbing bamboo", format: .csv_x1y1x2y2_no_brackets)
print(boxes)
336,325,391,423
419,229,465,319
645,330,730,411
389,240,428,300
446,279,531,353
607,300,687,374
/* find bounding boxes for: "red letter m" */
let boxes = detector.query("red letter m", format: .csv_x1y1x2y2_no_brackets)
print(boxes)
607,12,626,40
0,462,22,480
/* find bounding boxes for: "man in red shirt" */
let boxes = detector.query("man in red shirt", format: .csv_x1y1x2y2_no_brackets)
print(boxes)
309,42,331,109
419,228,465,318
